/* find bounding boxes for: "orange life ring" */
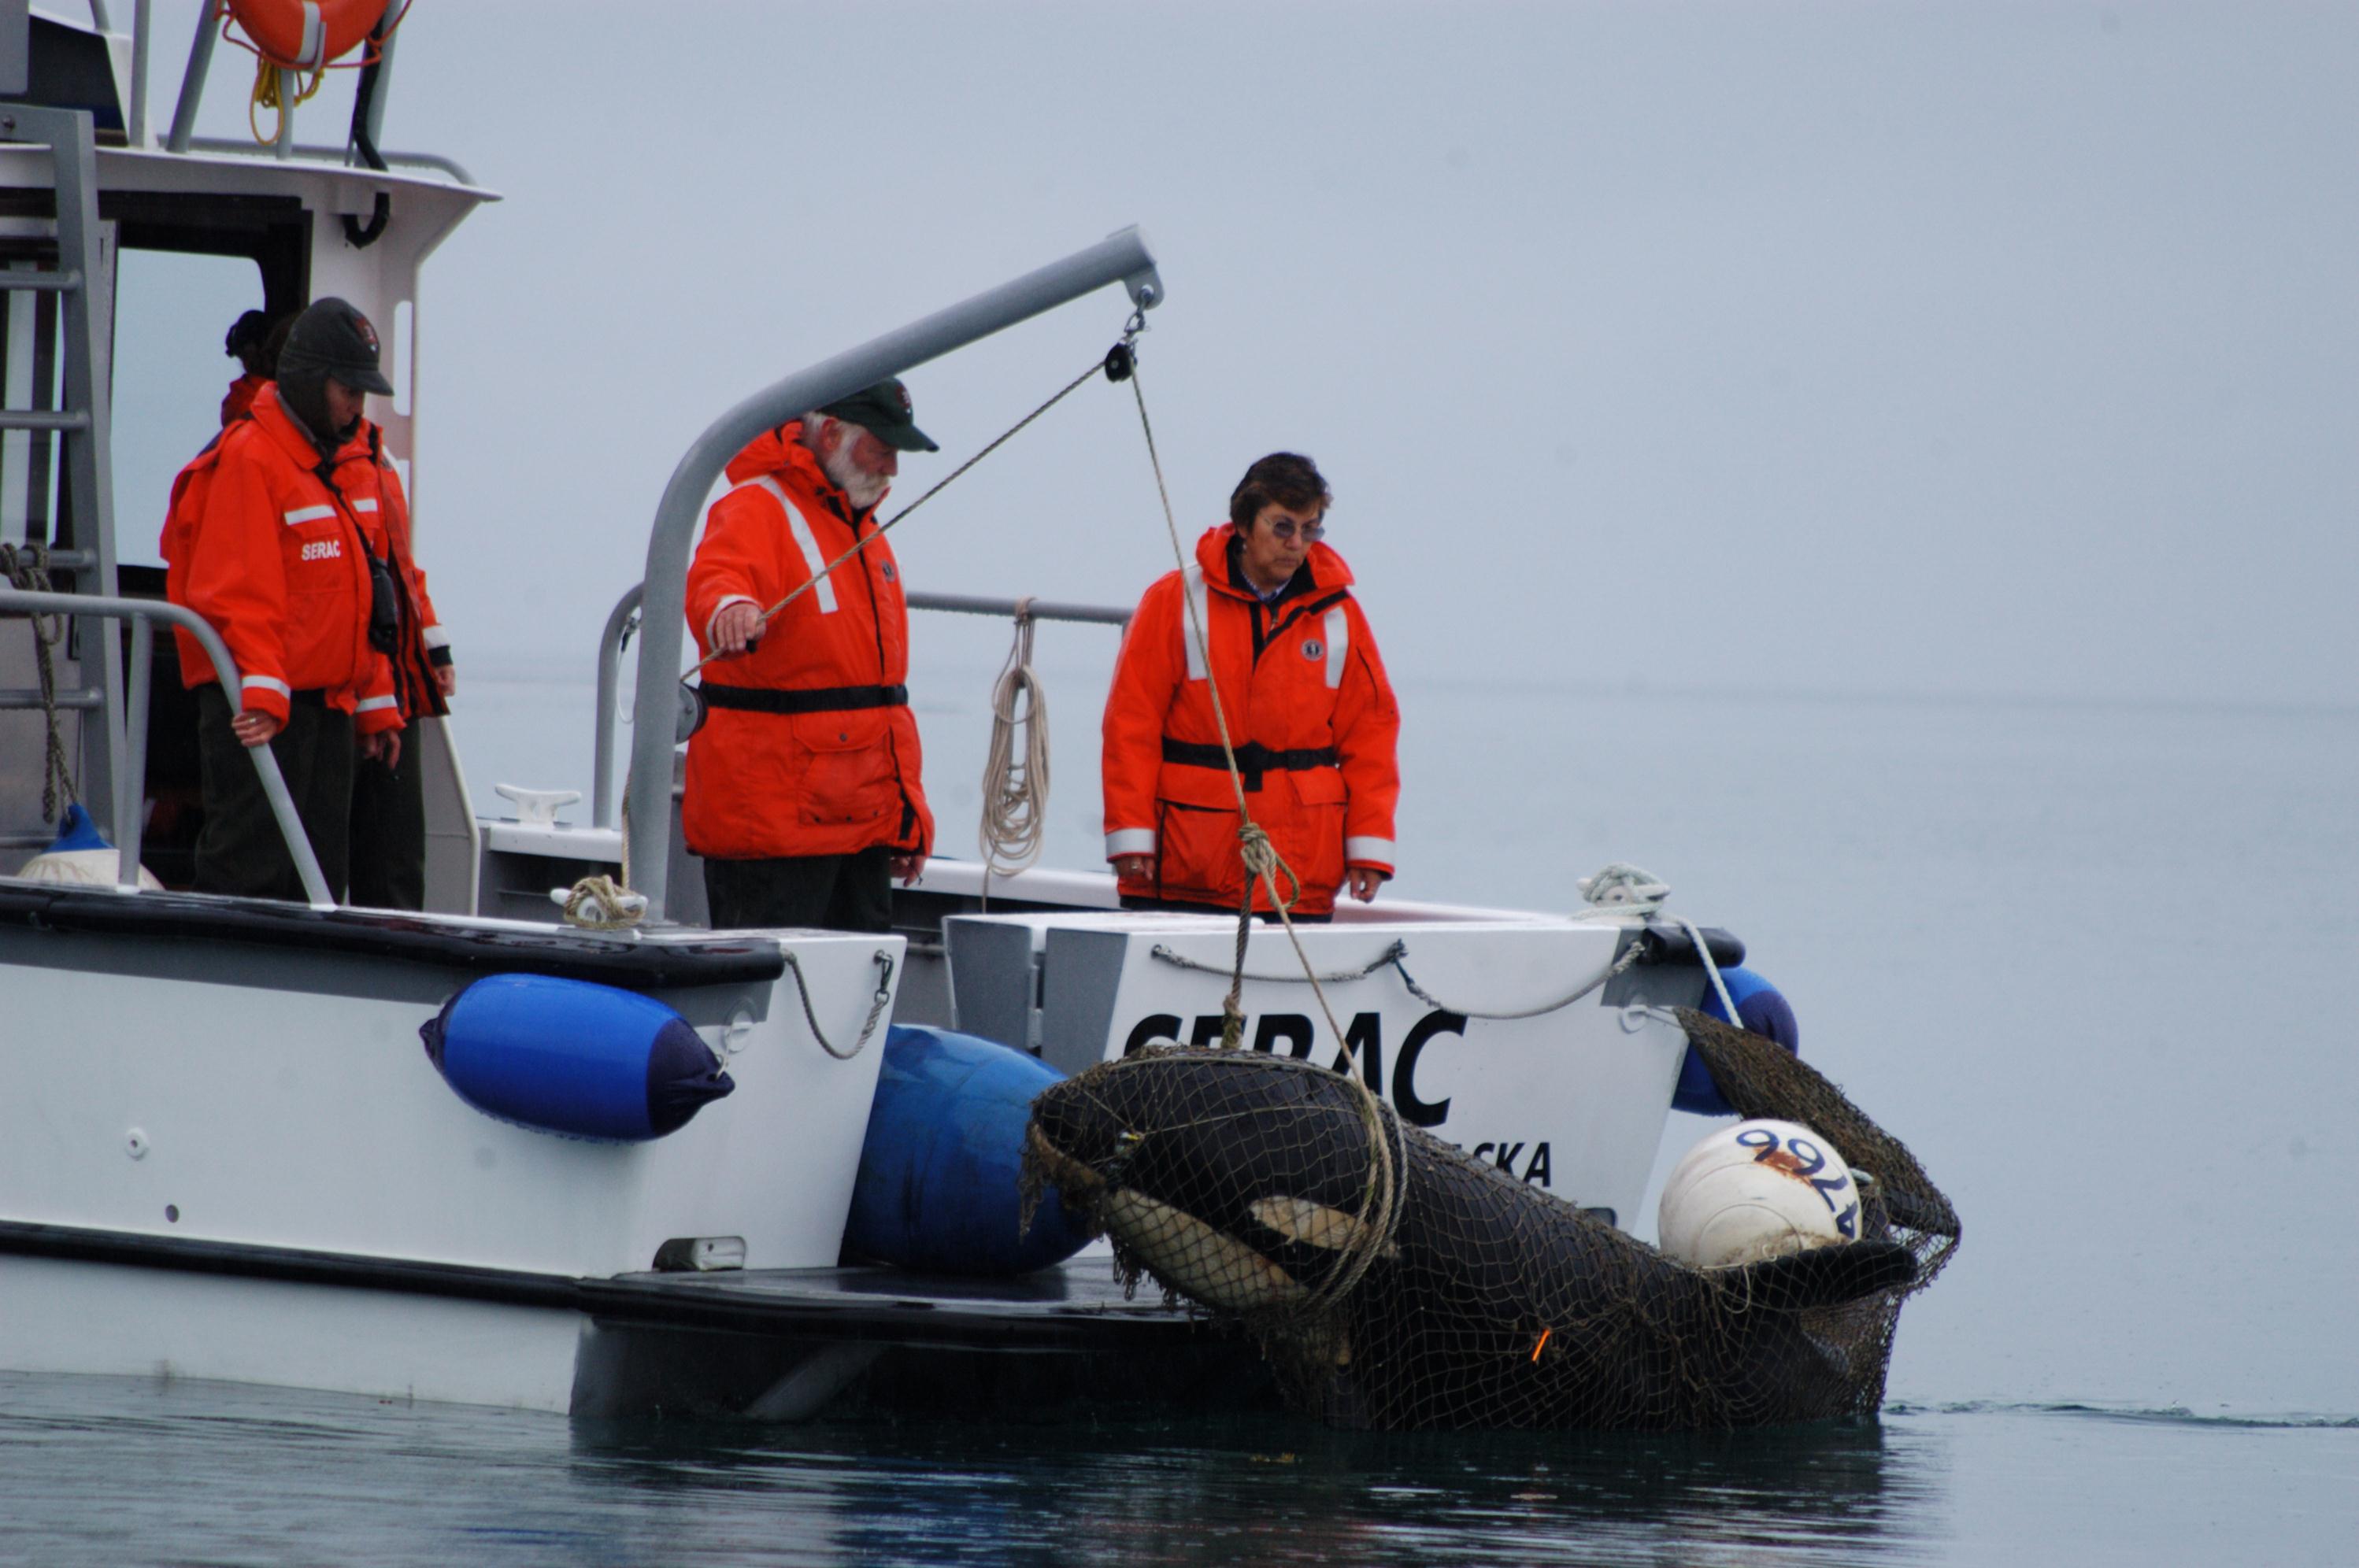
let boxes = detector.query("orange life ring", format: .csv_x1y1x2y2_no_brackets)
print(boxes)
225,0,390,71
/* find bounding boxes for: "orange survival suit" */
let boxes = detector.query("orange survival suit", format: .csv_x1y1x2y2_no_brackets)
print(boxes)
682,423,934,862
161,383,399,736
1103,523,1401,917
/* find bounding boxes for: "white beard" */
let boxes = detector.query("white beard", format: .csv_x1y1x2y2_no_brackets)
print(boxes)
820,427,893,511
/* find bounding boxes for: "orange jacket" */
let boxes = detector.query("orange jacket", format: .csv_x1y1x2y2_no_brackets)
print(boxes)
159,385,398,732
1103,524,1401,916
342,421,449,723
220,372,265,427
681,423,933,861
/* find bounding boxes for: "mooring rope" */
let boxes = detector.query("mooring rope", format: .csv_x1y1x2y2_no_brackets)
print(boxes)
783,948,898,1061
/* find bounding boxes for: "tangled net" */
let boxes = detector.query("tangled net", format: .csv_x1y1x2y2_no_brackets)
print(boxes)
1024,1009,1958,1432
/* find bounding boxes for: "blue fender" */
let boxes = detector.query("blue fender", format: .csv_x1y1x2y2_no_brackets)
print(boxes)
846,1024,1091,1276
420,973,735,1141
1672,966,1800,1116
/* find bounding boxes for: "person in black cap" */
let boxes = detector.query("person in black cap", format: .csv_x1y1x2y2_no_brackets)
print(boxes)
680,377,942,931
162,297,409,901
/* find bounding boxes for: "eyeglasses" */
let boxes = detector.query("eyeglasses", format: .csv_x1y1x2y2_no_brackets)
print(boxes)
1266,518,1325,543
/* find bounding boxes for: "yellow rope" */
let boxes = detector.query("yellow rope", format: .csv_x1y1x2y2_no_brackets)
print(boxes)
248,56,328,146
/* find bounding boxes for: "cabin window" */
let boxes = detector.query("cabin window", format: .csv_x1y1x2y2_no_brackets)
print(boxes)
108,247,266,568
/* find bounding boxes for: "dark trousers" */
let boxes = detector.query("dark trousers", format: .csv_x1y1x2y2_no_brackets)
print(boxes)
1119,893,1331,925
348,720,425,911
193,684,352,901
703,847,894,933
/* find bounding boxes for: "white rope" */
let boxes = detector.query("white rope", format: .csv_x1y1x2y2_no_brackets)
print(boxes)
1573,861,1671,915
1674,912,1746,1030
1575,862,1744,1026
978,601,1050,880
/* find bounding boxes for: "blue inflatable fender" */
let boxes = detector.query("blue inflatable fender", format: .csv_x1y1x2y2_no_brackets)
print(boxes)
1672,966,1800,1117
845,1025,1091,1276
420,973,735,1141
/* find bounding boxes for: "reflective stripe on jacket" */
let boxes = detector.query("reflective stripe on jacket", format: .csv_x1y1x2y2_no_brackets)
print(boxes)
160,384,398,732
681,423,933,861
1102,523,1401,916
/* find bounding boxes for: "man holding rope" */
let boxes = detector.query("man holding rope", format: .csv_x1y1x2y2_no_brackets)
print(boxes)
1103,452,1401,922
683,379,938,931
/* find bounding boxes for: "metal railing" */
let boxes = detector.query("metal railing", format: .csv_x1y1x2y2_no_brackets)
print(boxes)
0,587,333,907
587,582,1130,831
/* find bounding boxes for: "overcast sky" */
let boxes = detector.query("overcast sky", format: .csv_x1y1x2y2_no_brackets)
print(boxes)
132,0,2357,711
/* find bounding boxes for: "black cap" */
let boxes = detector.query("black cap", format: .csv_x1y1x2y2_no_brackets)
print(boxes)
276,297,394,396
817,377,938,453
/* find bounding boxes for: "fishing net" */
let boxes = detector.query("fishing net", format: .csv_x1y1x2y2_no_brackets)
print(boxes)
1023,1008,1958,1433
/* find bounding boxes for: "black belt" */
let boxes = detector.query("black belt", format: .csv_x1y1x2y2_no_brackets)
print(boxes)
1161,738,1336,791
698,682,908,716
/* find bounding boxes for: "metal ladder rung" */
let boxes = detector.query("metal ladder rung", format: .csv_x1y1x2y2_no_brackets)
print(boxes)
0,409,91,431
0,270,81,294
0,688,104,711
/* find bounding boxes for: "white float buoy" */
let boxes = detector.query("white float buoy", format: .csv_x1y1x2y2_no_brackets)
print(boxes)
11,804,161,889
1658,1117,1860,1269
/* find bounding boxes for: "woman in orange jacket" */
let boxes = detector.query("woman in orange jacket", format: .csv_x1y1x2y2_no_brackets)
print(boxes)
163,298,401,901
1102,453,1401,920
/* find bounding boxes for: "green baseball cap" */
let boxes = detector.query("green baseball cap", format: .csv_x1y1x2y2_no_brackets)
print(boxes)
817,376,938,453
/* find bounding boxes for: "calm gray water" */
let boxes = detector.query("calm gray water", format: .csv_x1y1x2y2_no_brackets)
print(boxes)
11,660,2351,1562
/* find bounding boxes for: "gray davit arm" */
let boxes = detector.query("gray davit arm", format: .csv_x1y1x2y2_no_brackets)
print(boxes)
623,227,1162,923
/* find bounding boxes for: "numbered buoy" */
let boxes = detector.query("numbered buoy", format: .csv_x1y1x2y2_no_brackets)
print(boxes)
1657,1118,1859,1269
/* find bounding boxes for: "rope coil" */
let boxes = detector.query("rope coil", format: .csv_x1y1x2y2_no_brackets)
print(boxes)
979,600,1050,882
